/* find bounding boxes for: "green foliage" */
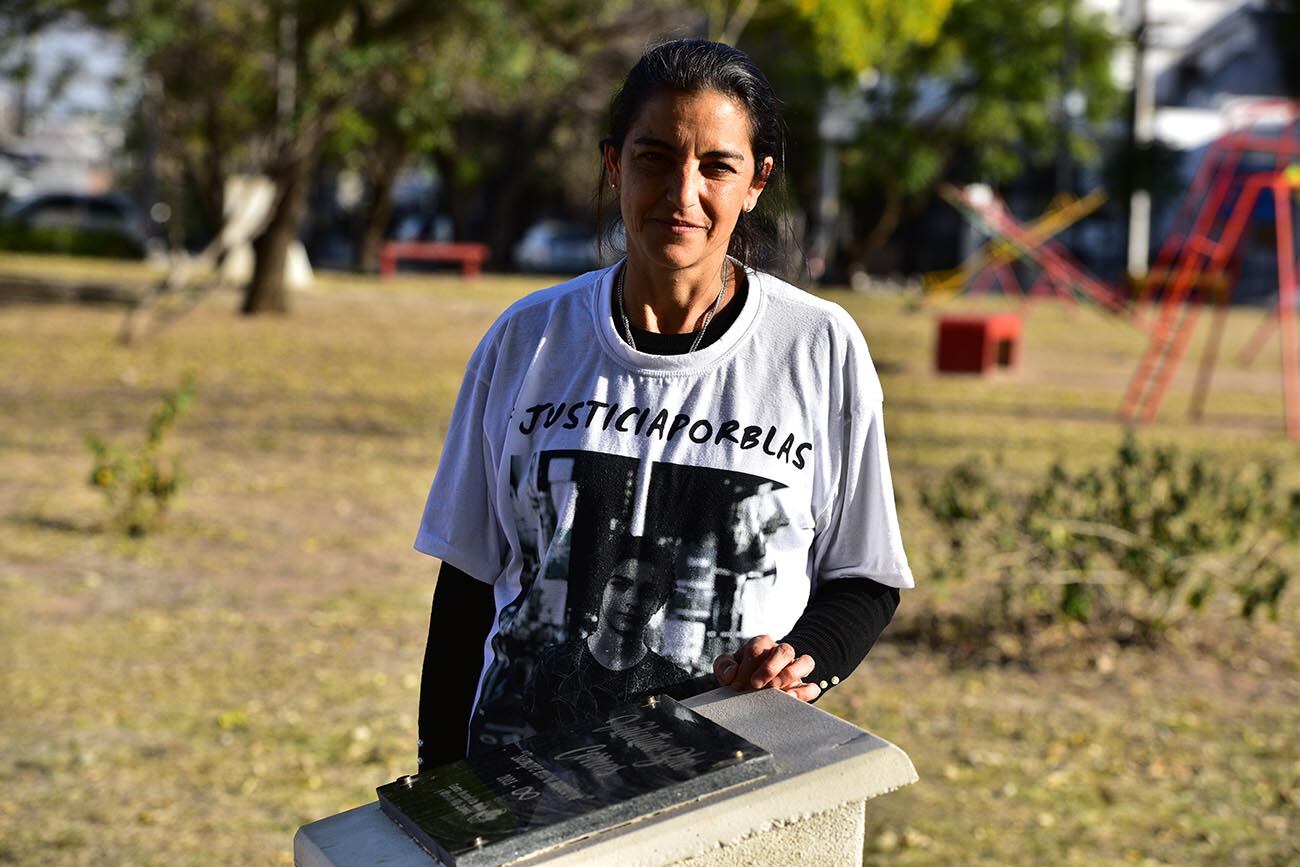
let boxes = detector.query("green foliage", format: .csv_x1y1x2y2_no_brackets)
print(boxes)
0,222,144,259
87,375,195,537
737,0,1122,263
783,0,952,79
832,0,1121,255
61,1,466,236
921,433,1299,636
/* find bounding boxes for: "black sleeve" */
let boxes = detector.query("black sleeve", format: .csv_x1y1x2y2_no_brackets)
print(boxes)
778,577,900,696
417,561,495,771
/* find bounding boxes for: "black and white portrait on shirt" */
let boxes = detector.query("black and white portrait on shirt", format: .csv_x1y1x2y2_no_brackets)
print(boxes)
414,39,913,772
469,449,792,749
523,536,686,732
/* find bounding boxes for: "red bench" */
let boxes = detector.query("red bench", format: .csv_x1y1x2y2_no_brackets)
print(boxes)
378,242,490,279
935,313,1022,374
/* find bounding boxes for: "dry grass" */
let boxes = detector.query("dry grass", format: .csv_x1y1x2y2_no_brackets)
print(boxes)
0,259,1295,865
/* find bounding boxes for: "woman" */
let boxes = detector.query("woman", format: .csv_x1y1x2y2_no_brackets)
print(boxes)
415,39,912,770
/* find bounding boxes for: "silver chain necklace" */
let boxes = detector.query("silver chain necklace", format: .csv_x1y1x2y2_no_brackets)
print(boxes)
617,259,729,353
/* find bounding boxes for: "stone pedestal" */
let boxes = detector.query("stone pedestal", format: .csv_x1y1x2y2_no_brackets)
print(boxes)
294,688,917,867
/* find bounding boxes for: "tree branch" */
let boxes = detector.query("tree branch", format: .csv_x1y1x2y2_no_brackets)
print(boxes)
1055,519,1146,549
718,0,760,45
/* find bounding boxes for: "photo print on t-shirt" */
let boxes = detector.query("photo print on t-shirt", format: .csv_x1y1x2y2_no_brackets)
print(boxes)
468,449,791,753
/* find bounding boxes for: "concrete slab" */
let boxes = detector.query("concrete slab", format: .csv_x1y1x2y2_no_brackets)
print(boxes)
295,688,916,867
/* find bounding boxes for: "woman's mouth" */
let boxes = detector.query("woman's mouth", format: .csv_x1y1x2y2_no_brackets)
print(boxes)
653,218,706,234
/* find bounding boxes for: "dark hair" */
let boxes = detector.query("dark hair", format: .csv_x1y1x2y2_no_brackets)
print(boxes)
597,39,786,268
608,535,672,605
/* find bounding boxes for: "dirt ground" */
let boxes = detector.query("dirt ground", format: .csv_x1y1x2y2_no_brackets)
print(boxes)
0,258,1296,865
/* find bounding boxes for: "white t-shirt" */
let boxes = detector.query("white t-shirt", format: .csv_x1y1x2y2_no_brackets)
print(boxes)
415,261,912,751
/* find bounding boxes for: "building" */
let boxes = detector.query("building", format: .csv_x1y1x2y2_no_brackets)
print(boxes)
0,24,133,198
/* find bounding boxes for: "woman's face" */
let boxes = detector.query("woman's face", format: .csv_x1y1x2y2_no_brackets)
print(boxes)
604,88,772,275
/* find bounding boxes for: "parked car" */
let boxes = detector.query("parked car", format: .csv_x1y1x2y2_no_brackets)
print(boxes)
512,220,605,274
0,191,157,259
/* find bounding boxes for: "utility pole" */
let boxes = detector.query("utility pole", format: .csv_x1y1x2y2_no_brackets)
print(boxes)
1055,0,1075,197
809,80,874,283
808,134,840,283
1126,0,1154,283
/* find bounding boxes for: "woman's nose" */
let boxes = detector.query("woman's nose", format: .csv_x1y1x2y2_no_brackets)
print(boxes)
666,163,702,209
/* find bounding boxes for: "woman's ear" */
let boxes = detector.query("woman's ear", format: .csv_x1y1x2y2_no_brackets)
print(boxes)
603,142,621,190
745,155,774,211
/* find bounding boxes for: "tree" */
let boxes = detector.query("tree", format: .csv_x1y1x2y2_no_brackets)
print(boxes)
35,0,970,301
64,0,460,314
234,3,456,313
326,44,454,272
721,0,952,277
97,0,680,290
704,0,951,73
125,4,265,247
0,3,106,143
0,1,68,50
830,0,1122,270
427,0,683,267
737,0,1119,273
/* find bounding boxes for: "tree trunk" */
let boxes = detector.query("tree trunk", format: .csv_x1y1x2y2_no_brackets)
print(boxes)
242,147,314,315
355,143,405,273
199,92,227,233
849,179,905,271
484,114,556,269
486,168,533,270
434,151,472,243
356,179,394,273
177,93,229,243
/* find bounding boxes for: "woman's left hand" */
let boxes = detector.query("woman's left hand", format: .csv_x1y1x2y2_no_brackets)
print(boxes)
713,635,821,702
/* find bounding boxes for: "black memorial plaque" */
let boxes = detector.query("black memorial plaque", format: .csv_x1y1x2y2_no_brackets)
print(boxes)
377,695,772,866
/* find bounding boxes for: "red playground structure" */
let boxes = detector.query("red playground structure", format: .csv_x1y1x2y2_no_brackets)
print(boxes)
938,99,1300,439
1121,100,1300,438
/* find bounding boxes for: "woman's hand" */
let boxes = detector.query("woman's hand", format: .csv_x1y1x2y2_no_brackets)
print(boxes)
712,635,821,702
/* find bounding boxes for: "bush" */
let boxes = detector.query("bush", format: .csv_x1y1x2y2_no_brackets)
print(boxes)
87,375,195,536
920,433,1299,638
0,221,146,259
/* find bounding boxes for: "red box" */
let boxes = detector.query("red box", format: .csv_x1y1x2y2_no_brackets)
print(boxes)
935,313,1022,374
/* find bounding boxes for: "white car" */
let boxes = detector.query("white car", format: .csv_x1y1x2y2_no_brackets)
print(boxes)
513,220,606,274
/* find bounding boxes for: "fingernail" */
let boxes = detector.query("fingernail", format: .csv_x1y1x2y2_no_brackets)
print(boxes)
720,660,735,676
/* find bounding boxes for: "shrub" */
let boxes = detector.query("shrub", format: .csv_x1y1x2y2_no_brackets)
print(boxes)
87,375,195,536
920,433,1299,638
0,221,146,259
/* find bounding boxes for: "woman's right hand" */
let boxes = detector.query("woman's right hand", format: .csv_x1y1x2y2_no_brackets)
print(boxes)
712,635,821,702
